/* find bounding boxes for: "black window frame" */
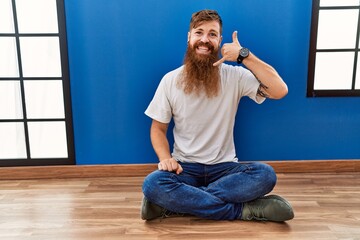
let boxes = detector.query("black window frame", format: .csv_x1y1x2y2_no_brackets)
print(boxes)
307,0,360,97
0,0,75,167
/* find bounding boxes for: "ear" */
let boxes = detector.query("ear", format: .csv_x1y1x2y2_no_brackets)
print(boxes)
219,35,223,47
187,32,190,42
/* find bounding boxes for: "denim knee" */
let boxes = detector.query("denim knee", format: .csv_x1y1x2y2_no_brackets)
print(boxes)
256,162,277,192
142,170,170,201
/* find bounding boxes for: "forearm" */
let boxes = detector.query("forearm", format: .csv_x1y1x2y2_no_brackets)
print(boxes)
243,53,288,99
150,121,183,174
150,123,172,161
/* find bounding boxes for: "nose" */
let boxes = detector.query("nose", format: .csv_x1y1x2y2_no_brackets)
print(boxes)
200,34,209,43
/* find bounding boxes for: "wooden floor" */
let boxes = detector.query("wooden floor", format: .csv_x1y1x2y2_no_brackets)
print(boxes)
0,172,359,240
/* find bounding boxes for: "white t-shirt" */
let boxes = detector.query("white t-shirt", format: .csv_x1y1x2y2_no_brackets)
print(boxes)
145,63,265,164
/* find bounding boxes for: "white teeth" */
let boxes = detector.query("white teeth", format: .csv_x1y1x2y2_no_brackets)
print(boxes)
197,47,209,53
196,45,211,54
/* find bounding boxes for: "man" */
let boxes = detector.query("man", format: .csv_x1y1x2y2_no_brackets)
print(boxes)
141,9,294,221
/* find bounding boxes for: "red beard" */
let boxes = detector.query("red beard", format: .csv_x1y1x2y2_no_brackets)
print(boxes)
180,41,221,98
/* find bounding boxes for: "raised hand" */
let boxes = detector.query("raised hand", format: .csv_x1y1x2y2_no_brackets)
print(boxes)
213,31,241,67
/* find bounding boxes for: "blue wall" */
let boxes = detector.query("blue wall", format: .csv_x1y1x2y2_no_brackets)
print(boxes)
64,0,360,165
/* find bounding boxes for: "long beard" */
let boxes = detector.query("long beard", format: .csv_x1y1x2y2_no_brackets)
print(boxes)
180,42,220,98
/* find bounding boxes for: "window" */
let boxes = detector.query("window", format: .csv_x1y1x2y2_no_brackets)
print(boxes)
0,0,74,166
307,0,360,97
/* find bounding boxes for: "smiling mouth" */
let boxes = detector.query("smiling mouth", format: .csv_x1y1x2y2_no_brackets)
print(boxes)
196,46,211,54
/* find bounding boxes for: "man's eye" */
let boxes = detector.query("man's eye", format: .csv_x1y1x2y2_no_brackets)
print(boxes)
210,33,217,37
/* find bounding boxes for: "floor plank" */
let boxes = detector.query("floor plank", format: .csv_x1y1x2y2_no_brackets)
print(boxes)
0,173,359,240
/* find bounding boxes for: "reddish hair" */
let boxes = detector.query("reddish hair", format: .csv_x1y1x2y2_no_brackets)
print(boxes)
189,9,223,34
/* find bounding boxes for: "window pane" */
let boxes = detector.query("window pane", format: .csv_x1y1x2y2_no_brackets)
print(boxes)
24,80,65,119
317,9,359,49
0,0,15,33
15,0,58,33
20,37,62,77
0,122,27,159
0,81,23,119
356,54,360,89
320,0,360,6
28,121,68,158
314,52,354,90
0,37,19,77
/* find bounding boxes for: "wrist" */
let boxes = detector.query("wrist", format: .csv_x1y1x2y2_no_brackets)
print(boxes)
159,156,172,161
237,47,250,64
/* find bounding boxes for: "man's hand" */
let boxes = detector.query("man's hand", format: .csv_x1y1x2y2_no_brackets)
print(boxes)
213,31,241,67
158,158,183,174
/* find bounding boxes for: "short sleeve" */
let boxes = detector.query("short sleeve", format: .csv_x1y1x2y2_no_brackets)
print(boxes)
144,77,172,123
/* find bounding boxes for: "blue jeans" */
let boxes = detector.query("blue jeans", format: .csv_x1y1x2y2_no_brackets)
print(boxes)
142,161,277,220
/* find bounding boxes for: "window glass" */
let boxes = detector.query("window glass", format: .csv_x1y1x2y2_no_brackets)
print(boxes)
314,52,354,90
28,121,68,158
317,9,358,49
356,57,360,89
0,37,19,77
0,81,23,119
320,0,360,7
24,80,65,119
16,0,58,33
0,122,27,159
0,0,15,33
20,37,62,77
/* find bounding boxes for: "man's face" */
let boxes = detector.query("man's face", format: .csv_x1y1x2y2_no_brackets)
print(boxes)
187,20,222,57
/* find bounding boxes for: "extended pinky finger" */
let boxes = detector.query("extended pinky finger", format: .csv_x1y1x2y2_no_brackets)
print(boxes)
213,57,225,67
